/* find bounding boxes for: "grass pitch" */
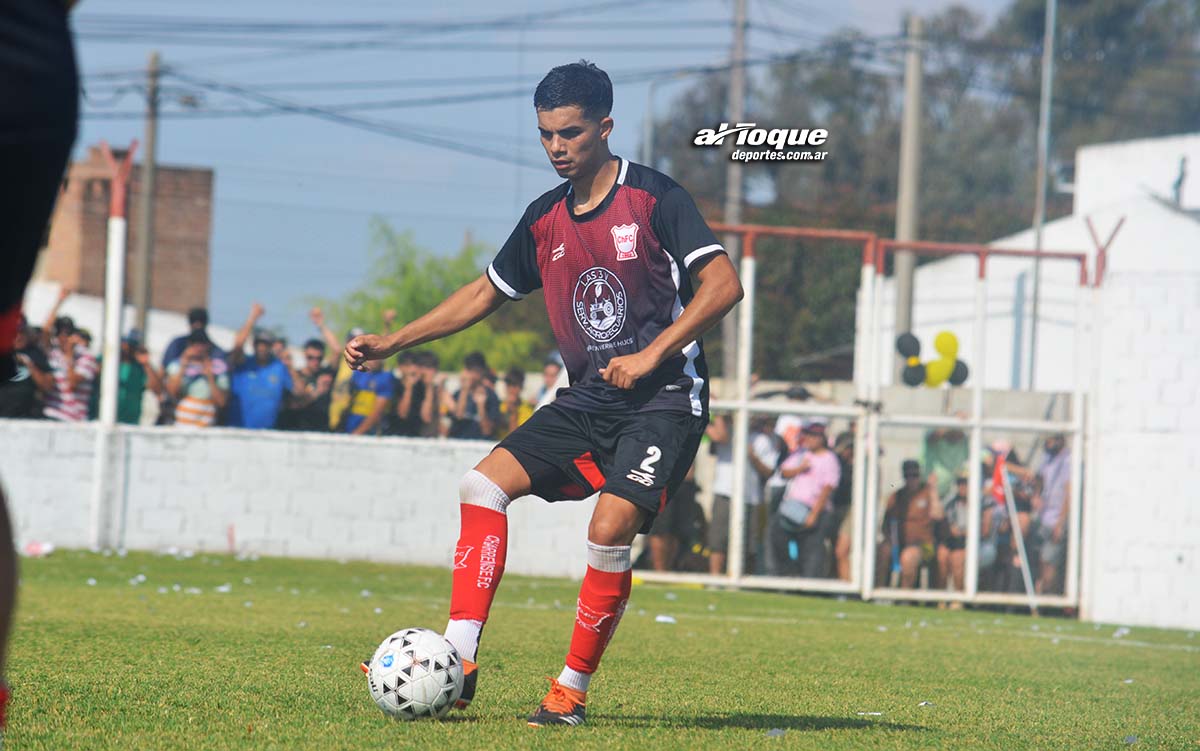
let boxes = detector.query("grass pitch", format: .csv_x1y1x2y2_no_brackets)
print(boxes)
10,550,1199,750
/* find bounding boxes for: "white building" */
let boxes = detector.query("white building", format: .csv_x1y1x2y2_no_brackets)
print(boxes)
880,133,1200,629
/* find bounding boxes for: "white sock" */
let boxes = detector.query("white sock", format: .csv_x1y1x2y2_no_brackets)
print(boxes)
443,618,482,663
557,665,591,693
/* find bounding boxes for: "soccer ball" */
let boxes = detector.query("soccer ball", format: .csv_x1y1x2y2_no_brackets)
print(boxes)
366,628,464,720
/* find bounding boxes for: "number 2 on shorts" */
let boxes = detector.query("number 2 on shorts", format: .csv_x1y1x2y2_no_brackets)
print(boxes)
626,446,661,487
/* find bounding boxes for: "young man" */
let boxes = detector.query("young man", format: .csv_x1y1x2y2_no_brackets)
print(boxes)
495,367,535,440
227,304,302,430
347,60,742,726
878,459,945,589
165,332,230,428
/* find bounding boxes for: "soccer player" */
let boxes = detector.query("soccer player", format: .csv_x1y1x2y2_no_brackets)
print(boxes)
348,61,742,727
0,0,81,735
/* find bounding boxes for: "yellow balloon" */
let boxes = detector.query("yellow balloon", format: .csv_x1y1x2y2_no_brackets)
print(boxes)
925,357,955,387
934,331,959,359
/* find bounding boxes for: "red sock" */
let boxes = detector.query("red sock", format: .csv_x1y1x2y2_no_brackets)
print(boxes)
565,565,631,675
448,504,507,623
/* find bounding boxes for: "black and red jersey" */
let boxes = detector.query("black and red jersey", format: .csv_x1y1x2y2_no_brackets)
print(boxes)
487,157,725,417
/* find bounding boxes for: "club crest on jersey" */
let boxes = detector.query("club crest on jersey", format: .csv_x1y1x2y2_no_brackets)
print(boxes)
573,267,627,343
610,223,639,261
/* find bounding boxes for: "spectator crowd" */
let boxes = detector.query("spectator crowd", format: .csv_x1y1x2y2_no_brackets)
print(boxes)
0,291,560,442
2,292,1073,598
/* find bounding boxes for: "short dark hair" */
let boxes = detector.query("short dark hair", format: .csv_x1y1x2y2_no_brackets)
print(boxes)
902,459,921,476
188,307,209,326
304,338,325,353
52,316,74,337
534,60,613,121
396,351,415,365
504,367,525,387
463,351,489,373
415,351,439,369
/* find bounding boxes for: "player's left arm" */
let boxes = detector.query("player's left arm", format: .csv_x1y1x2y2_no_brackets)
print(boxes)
600,254,743,389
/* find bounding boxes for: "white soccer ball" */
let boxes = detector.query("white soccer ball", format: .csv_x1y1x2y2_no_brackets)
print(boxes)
366,628,464,720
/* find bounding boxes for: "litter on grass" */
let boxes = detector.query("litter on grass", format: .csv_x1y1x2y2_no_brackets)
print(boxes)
766,728,786,737
918,701,935,707
214,583,232,593
655,615,677,624
856,712,883,716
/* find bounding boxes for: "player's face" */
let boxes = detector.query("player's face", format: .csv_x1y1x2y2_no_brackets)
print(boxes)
536,105,613,179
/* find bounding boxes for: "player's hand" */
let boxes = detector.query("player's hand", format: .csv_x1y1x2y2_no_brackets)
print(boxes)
249,302,265,321
309,307,325,327
382,309,397,326
599,351,658,390
344,334,389,370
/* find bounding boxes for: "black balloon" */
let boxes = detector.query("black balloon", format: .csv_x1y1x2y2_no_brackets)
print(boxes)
949,360,969,386
902,364,926,387
896,333,920,358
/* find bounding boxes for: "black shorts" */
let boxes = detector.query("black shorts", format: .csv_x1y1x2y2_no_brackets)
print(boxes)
497,402,707,532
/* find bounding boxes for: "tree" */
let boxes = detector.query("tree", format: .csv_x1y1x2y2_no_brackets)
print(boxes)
310,219,552,372
650,0,1200,380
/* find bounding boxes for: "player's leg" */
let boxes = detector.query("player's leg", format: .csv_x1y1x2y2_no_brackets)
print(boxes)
528,411,705,727
527,493,642,728
442,404,597,711
426,448,530,710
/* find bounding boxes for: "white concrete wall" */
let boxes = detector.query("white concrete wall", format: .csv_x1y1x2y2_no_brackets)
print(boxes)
0,423,595,579
1084,271,1200,630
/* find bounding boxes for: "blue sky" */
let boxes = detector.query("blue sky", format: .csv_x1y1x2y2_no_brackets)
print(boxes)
74,0,1008,342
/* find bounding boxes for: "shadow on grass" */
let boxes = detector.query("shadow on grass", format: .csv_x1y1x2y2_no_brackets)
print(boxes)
607,713,927,733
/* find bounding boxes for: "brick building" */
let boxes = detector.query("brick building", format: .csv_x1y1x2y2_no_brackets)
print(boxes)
36,144,213,315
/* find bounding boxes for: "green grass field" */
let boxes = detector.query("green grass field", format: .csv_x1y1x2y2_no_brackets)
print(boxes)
9,550,1198,750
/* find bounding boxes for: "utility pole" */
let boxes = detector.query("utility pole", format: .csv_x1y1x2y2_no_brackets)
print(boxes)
893,15,923,379
1027,0,1057,391
721,0,747,387
133,51,160,337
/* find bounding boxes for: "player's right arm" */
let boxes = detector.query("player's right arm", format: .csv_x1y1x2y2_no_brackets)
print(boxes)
344,275,506,370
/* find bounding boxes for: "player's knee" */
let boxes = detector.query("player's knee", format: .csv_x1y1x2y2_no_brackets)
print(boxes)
587,515,637,547
459,469,511,514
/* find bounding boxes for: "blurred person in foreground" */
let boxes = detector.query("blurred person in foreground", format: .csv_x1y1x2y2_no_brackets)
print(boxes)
0,0,80,728
165,331,229,428
495,367,535,440
87,329,165,425
877,459,944,589
538,357,563,402
227,303,301,430
769,421,840,578
0,316,53,419
344,60,741,726
1033,434,1071,594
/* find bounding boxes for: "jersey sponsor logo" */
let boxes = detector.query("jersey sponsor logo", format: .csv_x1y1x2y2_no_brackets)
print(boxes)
551,242,566,262
453,545,474,570
573,267,627,343
610,223,639,260
575,599,614,633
